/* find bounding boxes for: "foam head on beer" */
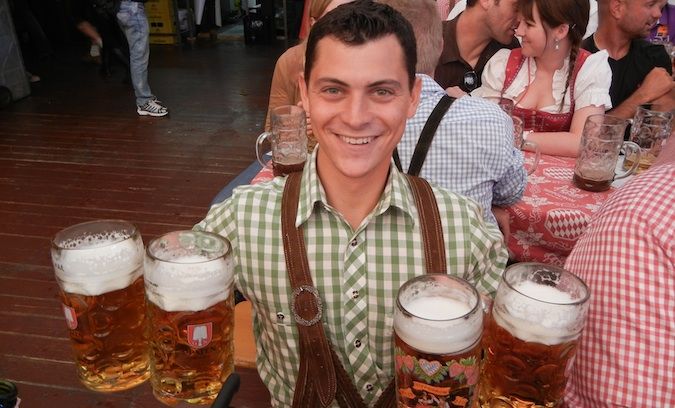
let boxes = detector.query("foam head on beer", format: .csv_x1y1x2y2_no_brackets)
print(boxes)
52,228,144,296
494,278,587,346
394,277,483,355
144,231,234,312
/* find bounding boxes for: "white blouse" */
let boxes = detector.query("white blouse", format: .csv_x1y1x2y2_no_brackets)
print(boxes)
473,48,613,113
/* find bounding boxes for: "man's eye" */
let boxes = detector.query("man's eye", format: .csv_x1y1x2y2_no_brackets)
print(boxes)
323,87,341,95
374,89,394,97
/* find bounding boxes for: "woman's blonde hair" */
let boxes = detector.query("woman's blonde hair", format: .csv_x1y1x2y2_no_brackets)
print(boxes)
309,0,336,20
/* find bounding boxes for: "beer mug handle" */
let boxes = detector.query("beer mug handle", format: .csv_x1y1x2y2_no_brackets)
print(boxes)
256,132,272,168
615,141,641,180
522,141,540,175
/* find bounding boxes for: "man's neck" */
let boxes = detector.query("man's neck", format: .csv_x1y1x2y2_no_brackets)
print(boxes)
593,24,632,60
317,159,389,231
456,10,492,67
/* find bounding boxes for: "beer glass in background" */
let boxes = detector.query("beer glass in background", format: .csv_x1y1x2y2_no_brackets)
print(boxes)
144,230,235,406
478,263,590,408
256,104,307,177
512,116,540,175
51,220,149,391
394,274,483,407
573,114,639,192
624,106,672,173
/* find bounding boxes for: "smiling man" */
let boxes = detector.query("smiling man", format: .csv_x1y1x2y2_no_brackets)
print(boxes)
195,1,506,406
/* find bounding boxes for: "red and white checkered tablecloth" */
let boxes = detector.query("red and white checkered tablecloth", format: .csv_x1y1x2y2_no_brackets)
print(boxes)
506,152,618,266
250,153,620,266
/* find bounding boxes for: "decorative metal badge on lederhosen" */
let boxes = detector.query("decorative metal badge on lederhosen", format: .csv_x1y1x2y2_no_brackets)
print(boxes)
280,171,447,408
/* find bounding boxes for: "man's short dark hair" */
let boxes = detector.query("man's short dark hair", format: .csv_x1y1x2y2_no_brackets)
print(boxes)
304,0,417,89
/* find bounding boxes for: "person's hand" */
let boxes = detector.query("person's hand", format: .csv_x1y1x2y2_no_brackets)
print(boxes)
445,86,468,98
637,67,674,103
491,206,510,239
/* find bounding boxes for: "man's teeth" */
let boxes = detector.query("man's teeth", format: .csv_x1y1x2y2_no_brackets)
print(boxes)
340,136,374,145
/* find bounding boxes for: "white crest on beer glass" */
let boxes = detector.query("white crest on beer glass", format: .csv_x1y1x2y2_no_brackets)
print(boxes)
394,295,482,355
52,232,144,296
494,280,582,346
144,254,234,312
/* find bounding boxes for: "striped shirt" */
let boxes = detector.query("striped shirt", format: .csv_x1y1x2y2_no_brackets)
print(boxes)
397,75,526,225
564,163,675,407
196,149,507,407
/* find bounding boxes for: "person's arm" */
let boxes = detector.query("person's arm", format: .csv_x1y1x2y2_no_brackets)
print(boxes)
526,105,605,157
264,48,300,131
608,67,674,119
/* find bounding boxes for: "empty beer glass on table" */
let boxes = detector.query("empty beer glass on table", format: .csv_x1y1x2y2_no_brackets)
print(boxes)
51,220,150,391
624,105,673,173
144,230,235,405
394,274,484,407
512,116,540,175
573,114,640,192
478,263,590,408
256,104,307,177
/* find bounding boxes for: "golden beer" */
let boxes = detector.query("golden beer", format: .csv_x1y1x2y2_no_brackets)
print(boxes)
52,220,150,392
144,230,235,406
394,275,483,408
478,263,589,408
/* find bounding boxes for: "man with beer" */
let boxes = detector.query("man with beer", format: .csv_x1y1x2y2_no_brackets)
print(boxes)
195,1,507,406
563,131,675,407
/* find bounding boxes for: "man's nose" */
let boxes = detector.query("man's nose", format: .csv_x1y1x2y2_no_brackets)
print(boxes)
341,94,372,128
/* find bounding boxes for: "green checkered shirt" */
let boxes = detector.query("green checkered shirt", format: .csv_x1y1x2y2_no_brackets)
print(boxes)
195,150,507,407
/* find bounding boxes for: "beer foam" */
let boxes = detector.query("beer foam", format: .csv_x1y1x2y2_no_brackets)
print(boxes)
394,296,482,354
52,233,144,296
144,254,234,312
494,281,584,345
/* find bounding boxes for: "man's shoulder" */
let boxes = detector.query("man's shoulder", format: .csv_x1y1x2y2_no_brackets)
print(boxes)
628,38,672,71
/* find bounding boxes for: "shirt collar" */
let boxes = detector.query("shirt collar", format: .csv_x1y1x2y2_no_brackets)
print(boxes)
296,148,417,228
418,74,447,97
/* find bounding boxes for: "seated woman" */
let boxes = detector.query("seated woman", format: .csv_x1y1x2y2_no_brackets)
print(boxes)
473,0,612,157
264,0,352,134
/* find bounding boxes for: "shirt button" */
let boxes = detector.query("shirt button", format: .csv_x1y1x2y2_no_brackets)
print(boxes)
350,238,358,247
351,290,359,299
354,339,361,348
366,383,374,392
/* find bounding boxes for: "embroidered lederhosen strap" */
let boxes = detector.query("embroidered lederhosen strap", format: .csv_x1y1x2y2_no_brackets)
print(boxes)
501,48,591,132
281,172,446,407
394,94,455,175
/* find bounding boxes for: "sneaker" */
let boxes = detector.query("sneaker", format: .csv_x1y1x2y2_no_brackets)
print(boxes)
137,99,169,117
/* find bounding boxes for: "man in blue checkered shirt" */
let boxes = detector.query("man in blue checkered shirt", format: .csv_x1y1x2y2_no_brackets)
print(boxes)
387,0,527,227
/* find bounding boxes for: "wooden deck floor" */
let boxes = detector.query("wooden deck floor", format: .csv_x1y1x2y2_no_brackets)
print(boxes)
0,36,285,407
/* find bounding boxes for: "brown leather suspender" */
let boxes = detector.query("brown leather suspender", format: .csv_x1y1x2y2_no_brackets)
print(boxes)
281,172,446,407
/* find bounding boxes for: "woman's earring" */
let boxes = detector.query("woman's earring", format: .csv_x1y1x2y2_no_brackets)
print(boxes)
554,38,560,51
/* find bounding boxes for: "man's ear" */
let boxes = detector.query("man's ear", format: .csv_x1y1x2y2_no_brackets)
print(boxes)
608,0,624,20
299,72,310,113
479,0,492,11
407,76,422,119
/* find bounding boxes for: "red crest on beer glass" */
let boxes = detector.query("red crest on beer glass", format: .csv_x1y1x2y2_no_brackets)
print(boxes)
187,323,213,349
62,304,78,330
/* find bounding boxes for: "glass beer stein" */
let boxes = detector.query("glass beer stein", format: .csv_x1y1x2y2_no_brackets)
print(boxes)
144,230,235,405
624,106,673,174
478,263,590,408
51,220,150,391
394,274,484,407
256,104,307,177
573,114,639,192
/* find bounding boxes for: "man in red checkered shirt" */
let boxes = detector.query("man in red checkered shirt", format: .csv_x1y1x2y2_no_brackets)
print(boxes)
564,132,675,407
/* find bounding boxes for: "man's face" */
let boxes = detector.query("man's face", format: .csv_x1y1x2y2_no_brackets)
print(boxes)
617,0,664,38
486,0,520,44
300,35,421,185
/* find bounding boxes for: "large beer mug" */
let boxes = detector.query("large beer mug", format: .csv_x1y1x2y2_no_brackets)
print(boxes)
256,105,307,177
573,114,639,192
144,230,234,405
394,274,483,407
624,106,672,173
51,220,150,391
478,263,590,407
